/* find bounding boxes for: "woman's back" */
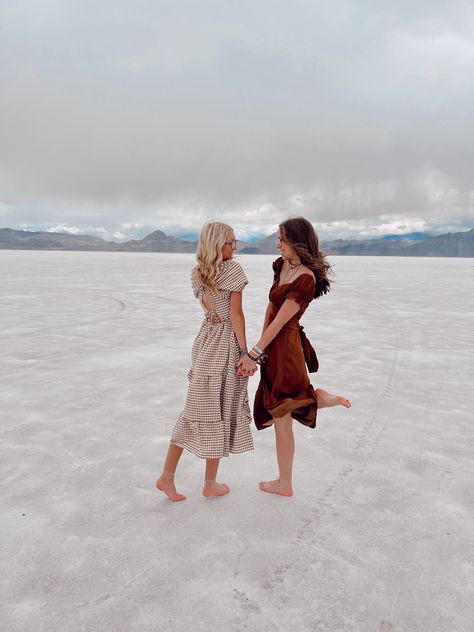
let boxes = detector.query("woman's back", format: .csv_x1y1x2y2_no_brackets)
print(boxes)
192,259,247,324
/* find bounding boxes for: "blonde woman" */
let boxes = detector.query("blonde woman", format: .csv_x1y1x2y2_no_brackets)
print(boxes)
156,222,255,501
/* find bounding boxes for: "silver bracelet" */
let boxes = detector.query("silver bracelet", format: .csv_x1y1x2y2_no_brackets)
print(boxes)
252,345,263,356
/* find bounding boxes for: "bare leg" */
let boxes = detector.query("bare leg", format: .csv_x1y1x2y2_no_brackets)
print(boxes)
203,458,230,497
259,413,294,497
315,388,351,409
156,443,186,501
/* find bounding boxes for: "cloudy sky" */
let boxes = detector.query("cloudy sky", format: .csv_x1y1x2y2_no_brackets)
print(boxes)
1,0,473,242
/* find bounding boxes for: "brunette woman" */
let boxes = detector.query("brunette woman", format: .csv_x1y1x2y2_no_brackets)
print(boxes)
238,217,350,497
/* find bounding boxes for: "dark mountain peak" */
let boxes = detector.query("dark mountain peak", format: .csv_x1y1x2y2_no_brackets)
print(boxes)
143,230,166,241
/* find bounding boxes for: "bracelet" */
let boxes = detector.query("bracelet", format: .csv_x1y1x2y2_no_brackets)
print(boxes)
240,347,248,355
248,352,268,366
252,345,263,356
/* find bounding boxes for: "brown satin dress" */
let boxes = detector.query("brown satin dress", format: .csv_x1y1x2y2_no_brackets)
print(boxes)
253,257,319,430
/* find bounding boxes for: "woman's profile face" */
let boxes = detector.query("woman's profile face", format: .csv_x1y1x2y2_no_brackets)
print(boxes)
222,229,237,260
276,229,297,261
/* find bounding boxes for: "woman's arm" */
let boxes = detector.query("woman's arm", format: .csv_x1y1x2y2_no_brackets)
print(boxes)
237,298,300,372
229,291,247,351
255,298,300,351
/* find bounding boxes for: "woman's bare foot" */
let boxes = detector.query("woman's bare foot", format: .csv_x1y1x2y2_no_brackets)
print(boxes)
315,388,351,409
203,480,230,497
259,479,293,497
155,473,186,502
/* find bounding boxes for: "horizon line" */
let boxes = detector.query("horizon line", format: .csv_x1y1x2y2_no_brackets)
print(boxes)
2,225,470,245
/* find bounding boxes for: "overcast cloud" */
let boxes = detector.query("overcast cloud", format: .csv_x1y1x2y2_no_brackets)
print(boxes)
1,0,473,241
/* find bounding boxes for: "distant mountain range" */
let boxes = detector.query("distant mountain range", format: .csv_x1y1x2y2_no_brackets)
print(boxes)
0,228,196,253
1,227,473,257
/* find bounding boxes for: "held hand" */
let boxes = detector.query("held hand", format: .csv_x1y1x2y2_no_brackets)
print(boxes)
237,354,258,377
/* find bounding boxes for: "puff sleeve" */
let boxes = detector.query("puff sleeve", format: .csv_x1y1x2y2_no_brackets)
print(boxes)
272,257,285,281
191,267,202,298
285,273,316,306
219,260,248,293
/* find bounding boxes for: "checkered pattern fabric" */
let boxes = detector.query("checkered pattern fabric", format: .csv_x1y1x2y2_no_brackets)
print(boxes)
170,260,254,459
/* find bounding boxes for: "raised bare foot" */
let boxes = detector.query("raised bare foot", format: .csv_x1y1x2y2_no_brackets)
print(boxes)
203,480,230,498
315,388,351,409
155,474,186,502
259,479,293,497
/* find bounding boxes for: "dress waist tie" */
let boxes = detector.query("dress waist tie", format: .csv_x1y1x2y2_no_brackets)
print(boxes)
299,325,319,373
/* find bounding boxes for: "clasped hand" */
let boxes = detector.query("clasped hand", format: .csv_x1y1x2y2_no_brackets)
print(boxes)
237,353,258,377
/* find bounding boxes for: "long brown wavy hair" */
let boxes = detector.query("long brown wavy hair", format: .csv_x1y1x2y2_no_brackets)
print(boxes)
279,217,332,298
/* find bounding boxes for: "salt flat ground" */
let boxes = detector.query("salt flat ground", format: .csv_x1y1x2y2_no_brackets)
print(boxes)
0,251,473,632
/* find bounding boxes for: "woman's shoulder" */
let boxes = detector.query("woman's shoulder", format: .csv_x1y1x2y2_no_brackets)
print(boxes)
272,256,284,281
219,258,243,273
272,256,284,273
289,273,316,296
191,265,202,297
218,258,248,292
292,266,315,285
284,269,316,306
191,264,201,281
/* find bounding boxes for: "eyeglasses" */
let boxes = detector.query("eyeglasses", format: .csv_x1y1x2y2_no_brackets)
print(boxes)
224,239,239,248
275,236,285,246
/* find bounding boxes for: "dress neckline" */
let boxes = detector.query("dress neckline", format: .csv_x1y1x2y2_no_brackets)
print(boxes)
275,272,314,288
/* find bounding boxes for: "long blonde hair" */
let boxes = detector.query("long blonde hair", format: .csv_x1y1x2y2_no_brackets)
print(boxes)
195,222,233,293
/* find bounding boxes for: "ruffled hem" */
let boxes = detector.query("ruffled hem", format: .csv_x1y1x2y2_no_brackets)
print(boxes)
171,413,254,459
170,440,254,460
254,385,318,430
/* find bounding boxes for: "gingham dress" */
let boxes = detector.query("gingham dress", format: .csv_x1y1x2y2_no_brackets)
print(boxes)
170,259,254,459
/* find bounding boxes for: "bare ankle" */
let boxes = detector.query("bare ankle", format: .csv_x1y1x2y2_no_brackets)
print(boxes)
202,480,230,497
